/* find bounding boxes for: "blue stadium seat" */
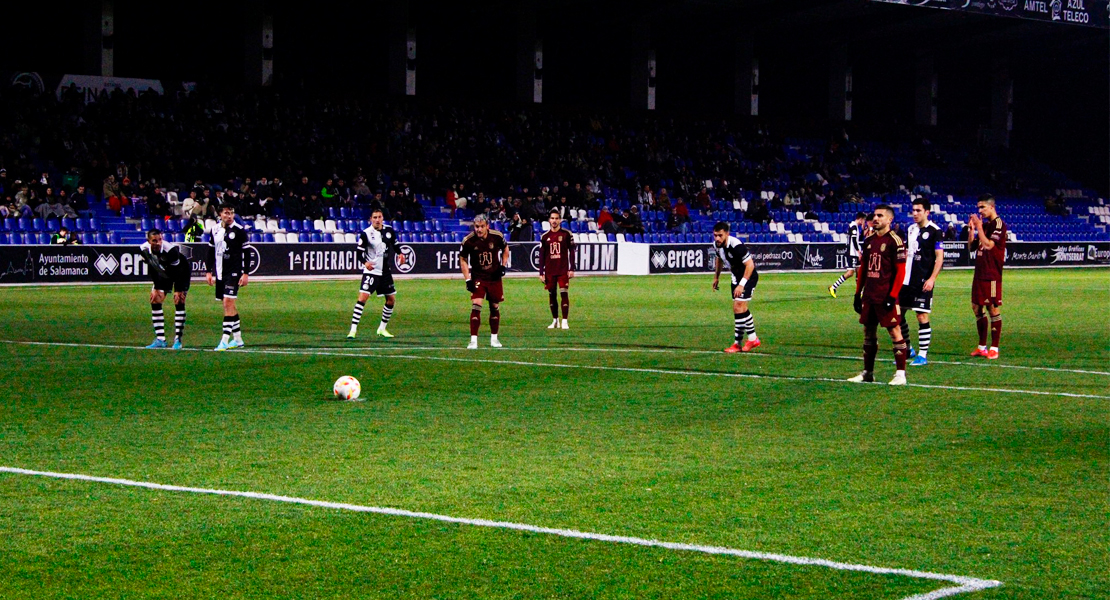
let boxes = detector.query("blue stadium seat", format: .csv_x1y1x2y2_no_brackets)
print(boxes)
17,218,31,232
0,233,8,244
311,233,323,243
62,217,76,231
109,232,121,244
287,220,300,232
1,218,12,232
31,218,44,232
263,233,275,243
339,207,350,219
250,233,263,243
141,218,153,231
95,232,109,244
278,219,289,231
88,217,100,231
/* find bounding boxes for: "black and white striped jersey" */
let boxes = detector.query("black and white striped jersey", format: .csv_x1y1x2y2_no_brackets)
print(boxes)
715,236,756,278
139,240,189,281
205,223,252,280
903,221,943,287
847,222,865,258
357,226,393,275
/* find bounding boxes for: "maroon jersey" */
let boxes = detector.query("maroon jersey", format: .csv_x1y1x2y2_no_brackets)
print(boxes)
460,230,507,281
859,230,906,304
540,229,576,277
973,216,1006,281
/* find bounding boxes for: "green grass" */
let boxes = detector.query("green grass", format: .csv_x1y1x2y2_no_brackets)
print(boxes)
0,268,1107,599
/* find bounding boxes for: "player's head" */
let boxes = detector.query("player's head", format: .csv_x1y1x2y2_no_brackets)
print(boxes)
548,209,562,231
219,204,236,225
473,213,489,237
911,198,931,225
146,228,163,250
371,208,384,229
871,205,894,232
855,211,866,223
712,221,730,246
977,194,997,219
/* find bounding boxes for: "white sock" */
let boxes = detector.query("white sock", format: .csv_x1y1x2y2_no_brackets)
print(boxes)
349,325,358,335
491,334,499,343
233,331,243,343
896,370,905,377
221,334,230,344
989,346,998,353
978,345,987,351
918,350,927,358
747,333,758,341
470,335,478,344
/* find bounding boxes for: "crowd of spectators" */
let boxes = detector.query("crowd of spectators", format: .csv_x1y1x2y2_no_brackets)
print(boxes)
0,84,934,234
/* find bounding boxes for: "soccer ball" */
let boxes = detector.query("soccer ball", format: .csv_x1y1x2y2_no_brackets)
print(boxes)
333,376,361,401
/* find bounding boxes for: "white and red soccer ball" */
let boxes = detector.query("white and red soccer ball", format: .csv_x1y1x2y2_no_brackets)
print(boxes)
333,376,361,401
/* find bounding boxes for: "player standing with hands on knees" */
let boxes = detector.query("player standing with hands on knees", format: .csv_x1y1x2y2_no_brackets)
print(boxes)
460,214,510,349
849,205,909,385
712,222,761,353
206,204,251,351
139,228,191,349
539,209,576,330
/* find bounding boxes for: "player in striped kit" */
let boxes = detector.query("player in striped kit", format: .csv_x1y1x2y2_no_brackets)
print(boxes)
139,228,191,349
205,205,252,351
829,212,868,298
898,198,944,365
348,208,404,339
712,222,761,353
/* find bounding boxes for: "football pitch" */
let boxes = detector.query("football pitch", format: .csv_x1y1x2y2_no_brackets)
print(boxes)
0,268,1106,600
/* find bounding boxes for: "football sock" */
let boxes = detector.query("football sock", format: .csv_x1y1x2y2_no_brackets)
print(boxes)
221,315,233,343
351,300,365,326
863,332,878,373
231,315,242,343
548,289,558,318
560,291,569,320
380,303,393,329
736,310,757,341
917,322,930,358
831,274,847,290
174,302,186,341
733,312,744,343
990,314,1002,349
893,340,908,371
976,314,989,346
151,303,165,341
899,317,911,346
489,306,501,335
470,304,482,336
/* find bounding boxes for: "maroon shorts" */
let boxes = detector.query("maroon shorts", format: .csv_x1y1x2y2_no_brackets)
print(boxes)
972,279,1002,307
543,272,570,291
859,301,901,329
471,279,505,303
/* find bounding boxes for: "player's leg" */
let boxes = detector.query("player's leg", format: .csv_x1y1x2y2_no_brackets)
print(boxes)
378,293,396,337
349,276,373,338
172,290,188,349
971,302,989,356
488,282,504,347
468,296,484,349
559,275,570,329
849,319,878,382
886,319,908,385
146,288,168,348
829,267,853,297
987,304,1001,359
546,276,559,329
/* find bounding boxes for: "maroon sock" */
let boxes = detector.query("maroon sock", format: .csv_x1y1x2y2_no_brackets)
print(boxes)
470,308,481,336
976,315,989,346
548,289,558,318
893,341,908,371
990,315,1002,348
489,306,500,335
560,291,569,320
863,342,878,373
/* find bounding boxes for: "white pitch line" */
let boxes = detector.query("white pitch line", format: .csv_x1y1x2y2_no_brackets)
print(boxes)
298,344,1110,377
4,339,1105,400
0,466,1001,600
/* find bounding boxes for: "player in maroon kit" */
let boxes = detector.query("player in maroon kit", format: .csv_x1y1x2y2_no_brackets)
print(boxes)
539,209,576,330
849,205,911,386
968,194,1006,359
460,214,510,349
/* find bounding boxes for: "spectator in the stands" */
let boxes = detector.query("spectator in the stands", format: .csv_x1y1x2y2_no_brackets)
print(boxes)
147,186,170,218
321,178,339,207
51,226,80,245
103,174,123,213
670,197,690,233
944,223,958,241
597,206,616,234
508,212,533,241
35,187,68,218
695,187,712,211
747,197,770,223
70,184,91,215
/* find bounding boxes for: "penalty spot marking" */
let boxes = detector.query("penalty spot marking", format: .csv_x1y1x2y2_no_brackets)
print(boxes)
0,465,1001,600
3,339,1108,400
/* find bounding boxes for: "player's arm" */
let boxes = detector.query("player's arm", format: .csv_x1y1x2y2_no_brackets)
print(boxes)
538,236,547,282
567,234,576,278
967,216,980,251
887,243,906,308
712,255,722,290
733,258,754,299
459,245,475,291
924,243,943,291
976,222,995,251
239,234,252,286
356,232,372,270
500,243,510,277
204,236,216,285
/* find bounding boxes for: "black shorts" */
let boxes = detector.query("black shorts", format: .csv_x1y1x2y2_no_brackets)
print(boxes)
359,271,396,297
899,285,933,313
845,254,860,269
215,275,240,300
153,274,190,294
729,271,759,302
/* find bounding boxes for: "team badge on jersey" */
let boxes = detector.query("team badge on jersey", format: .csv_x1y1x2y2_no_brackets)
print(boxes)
880,243,886,251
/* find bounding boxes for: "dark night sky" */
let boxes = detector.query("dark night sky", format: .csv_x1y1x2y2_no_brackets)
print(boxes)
3,0,1107,191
